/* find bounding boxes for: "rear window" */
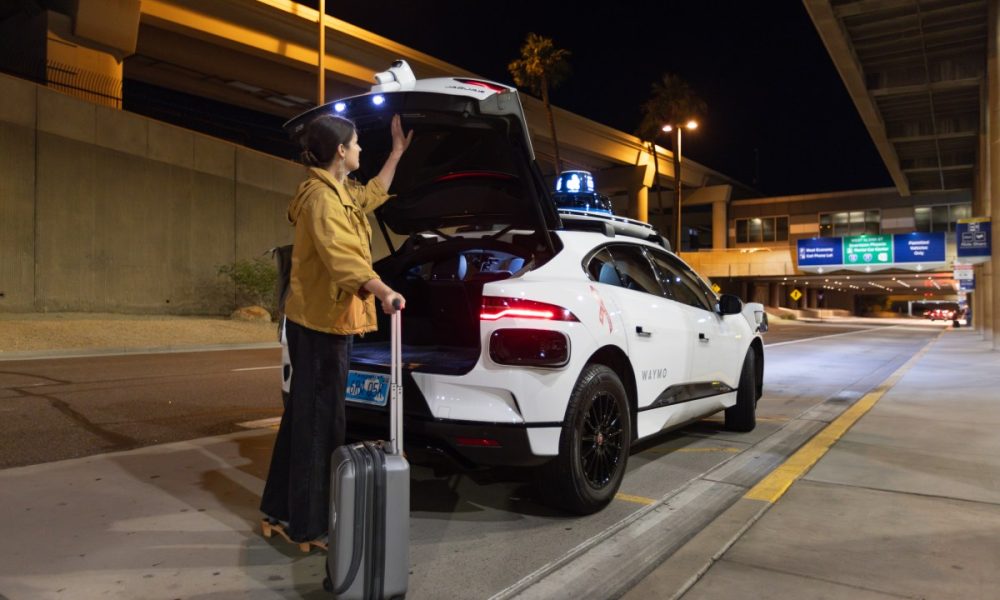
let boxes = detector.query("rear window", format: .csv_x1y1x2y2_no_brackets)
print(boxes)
356,119,519,195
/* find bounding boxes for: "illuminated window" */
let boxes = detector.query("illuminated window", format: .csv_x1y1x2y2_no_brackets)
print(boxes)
915,203,971,233
818,210,879,237
735,216,789,243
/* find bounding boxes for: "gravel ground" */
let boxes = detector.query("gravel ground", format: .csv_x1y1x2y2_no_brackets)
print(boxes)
0,312,277,353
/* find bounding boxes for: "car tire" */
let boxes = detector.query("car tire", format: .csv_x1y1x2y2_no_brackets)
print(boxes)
543,364,631,515
724,350,757,432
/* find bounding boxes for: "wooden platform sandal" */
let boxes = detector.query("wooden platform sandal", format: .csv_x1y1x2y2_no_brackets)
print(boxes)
260,518,328,553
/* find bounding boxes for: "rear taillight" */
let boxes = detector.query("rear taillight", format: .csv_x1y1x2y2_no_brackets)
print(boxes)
490,329,570,368
480,297,578,322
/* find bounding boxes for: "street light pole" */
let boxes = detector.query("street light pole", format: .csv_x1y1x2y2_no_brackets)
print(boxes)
663,120,698,252
317,0,325,105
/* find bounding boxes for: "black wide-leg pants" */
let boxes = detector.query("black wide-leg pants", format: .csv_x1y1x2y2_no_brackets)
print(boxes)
260,318,352,543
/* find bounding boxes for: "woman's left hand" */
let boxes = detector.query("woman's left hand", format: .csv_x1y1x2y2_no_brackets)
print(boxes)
391,114,413,155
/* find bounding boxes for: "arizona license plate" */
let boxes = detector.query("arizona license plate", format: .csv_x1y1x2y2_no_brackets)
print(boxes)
345,370,390,407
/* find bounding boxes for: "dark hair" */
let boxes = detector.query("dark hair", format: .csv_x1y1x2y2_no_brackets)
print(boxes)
299,115,356,167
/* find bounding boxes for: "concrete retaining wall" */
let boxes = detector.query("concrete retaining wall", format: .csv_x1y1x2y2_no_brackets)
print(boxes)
0,73,302,314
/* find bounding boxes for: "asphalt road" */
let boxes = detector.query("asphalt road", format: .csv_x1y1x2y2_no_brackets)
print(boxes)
0,320,943,470
0,348,283,469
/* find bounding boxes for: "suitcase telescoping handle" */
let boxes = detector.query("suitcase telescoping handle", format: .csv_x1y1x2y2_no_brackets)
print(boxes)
388,298,403,456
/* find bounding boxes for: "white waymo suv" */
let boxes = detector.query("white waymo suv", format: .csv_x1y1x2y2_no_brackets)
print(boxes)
282,61,767,514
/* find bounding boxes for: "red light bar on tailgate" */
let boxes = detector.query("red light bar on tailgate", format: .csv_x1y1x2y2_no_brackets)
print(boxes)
480,297,578,322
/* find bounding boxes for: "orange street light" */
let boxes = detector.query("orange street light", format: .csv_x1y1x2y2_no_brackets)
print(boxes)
660,120,699,251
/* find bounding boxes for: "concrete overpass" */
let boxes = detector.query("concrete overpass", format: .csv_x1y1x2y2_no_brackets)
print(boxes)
1,0,752,250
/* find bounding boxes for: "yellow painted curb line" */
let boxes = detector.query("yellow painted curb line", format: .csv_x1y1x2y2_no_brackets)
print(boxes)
615,493,657,506
744,330,943,503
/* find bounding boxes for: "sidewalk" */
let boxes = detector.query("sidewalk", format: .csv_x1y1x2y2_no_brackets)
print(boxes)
0,313,278,359
625,328,1000,599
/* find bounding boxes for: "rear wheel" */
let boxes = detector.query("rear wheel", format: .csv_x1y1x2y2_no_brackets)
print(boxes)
724,350,757,432
543,364,631,515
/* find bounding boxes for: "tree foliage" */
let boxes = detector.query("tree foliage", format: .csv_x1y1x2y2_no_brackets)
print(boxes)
218,258,277,313
507,33,571,95
508,33,571,171
636,74,707,142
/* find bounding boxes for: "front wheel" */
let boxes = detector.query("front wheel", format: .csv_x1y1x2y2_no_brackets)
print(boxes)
725,349,757,432
542,364,631,515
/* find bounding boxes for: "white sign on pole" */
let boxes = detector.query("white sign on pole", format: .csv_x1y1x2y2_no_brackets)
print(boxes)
953,264,974,281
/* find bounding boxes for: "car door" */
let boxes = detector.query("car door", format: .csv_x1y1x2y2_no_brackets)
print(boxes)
586,245,692,416
646,249,742,387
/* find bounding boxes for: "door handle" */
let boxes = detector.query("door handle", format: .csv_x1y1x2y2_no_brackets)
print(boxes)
699,333,710,343
636,326,652,338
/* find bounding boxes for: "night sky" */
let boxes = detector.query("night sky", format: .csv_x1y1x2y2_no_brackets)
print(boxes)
325,1,893,197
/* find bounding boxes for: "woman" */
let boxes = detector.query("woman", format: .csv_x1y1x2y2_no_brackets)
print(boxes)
260,113,411,546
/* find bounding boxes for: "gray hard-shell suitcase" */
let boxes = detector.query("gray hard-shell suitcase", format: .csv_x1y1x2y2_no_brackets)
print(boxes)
325,306,409,599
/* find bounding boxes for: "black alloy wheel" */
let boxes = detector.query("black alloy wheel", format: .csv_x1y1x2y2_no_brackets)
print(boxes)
581,391,625,488
541,364,631,515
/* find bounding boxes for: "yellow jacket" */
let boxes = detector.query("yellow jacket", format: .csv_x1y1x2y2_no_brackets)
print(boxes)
284,167,390,335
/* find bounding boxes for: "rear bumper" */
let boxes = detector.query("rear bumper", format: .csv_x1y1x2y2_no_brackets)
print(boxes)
346,405,554,468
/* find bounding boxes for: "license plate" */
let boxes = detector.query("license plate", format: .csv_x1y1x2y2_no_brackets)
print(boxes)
345,370,390,407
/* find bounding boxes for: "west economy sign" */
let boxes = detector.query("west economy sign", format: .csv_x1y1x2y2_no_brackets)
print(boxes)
796,232,946,272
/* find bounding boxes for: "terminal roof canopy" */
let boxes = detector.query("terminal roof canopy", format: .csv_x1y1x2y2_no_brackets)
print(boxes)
804,0,986,196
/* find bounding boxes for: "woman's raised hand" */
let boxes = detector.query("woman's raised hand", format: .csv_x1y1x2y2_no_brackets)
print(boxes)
391,114,413,155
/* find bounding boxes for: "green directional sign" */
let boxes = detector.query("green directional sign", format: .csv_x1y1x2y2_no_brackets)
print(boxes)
843,234,893,265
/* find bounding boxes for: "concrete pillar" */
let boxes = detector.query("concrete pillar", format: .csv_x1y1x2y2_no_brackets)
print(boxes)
807,288,819,309
712,199,727,250
630,185,649,224
769,282,781,308
988,0,999,347
971,290,979,329
984,262,995,344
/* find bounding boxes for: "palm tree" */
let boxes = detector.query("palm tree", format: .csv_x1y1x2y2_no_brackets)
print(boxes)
636,74,706,249
508,33,571,172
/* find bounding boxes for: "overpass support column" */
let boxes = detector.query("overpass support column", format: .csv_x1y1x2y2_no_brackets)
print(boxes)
712,199,727,250
987,0,999,346
984,263,995,344
809,288,822,309
0,4,139,109
629,185,649,224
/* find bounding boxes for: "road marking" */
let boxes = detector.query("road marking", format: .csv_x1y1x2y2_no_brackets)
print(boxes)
644,446,742,455
232,365,281,372
614,493,656,506
766,324,899,347
744,329,941,503
236,417,281,429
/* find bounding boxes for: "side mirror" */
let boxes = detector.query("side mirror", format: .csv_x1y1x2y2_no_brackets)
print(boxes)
717,294,743,315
